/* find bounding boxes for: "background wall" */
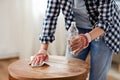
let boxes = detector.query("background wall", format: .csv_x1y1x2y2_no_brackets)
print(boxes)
0,0,67,59
0,0,20,59
0,0,120,59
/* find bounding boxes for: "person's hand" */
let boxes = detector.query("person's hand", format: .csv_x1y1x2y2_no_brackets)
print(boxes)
69,34,89,55
29,50,49,66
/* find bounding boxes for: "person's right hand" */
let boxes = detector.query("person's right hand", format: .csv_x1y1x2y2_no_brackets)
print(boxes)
29,52,49,66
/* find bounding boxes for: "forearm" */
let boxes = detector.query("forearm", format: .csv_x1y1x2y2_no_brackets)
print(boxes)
39,0,60,44
89,27,105,41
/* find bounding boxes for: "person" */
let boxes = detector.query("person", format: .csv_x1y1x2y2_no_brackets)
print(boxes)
29,0,120,80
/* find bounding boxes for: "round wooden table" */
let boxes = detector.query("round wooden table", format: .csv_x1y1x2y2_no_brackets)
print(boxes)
8,55,90,80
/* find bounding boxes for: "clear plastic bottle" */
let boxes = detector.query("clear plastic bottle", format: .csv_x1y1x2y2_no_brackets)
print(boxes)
68,22,79,55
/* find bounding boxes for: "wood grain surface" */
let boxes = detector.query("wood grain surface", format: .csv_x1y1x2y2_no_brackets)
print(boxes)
8,55,90,80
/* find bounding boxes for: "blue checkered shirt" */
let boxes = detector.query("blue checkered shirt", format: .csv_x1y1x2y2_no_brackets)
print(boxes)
39,0,120,53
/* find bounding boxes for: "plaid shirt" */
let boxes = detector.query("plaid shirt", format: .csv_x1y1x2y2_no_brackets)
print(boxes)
40,0,120,53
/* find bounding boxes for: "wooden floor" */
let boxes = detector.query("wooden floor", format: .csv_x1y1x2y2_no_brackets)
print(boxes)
0,57,19,80
0,57,118,80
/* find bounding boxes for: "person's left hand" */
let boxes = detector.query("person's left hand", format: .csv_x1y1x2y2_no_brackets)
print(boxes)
69,34,89,55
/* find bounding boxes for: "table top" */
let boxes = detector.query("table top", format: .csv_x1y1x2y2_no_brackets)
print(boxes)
8,55,89,80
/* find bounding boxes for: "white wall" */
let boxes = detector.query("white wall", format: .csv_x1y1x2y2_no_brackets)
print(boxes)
0,0,21,59
0,0,67,59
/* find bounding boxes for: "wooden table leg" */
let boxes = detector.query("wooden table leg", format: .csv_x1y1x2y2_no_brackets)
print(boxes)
86,53,90,64
119,64,120,73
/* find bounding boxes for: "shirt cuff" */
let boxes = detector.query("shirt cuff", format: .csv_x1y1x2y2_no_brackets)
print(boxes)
95,21,110,32
39,35,55,44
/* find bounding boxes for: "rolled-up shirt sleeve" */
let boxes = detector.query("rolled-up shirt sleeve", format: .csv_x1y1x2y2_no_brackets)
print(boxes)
39,0,74,43
95,0,113,32
60,0,74,30
39,0,60,43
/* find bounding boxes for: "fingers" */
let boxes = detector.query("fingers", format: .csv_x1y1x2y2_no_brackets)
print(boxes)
69,34,89,55
44,54,49,62
70,36,81,46
79,34,89,47
39,56,44,64
70,42,83,51
70,35,83,51
29,53,48,66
